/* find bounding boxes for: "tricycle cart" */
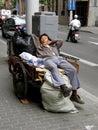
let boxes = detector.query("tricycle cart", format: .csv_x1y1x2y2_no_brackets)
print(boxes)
7,29,79,103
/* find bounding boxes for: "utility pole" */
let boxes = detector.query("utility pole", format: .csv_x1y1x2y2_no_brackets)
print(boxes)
26,0,39,34
86,0,90,26
68,0,76,23
69,10,73,22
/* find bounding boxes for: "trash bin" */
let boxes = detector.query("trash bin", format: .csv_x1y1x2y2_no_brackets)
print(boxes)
32,11,58,40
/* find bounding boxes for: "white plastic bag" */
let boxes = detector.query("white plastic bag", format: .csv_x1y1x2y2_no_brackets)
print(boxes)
19,52,44,67
40,71,78,113
19,52,37,64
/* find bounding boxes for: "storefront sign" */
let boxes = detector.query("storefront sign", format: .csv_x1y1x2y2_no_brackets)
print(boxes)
68,0,76,10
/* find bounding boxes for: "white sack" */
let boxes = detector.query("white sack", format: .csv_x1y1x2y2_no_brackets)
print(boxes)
40,71,78,113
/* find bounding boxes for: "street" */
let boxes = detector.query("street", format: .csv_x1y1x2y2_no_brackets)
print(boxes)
57,29,98,97
0,28,98,130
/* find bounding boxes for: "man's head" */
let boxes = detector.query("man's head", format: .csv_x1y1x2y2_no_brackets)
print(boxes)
39,33,51,45
74,14,78,19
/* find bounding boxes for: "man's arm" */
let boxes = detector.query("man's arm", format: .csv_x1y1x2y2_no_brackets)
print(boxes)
52,40,63,49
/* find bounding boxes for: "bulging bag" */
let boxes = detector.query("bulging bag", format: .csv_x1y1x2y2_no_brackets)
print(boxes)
40,71,78,113
19,52,44,67
12,29,36,55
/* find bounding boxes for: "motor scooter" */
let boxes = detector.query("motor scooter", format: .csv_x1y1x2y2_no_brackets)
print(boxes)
70,27,80,43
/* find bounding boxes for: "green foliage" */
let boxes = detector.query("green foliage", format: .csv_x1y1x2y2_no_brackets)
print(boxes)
9,0,16,9
11,0,16,7
39,0,52,11
47,0,52,4
0,0,16,9
0,1,4,9
39,0,46,4
39,0,52,5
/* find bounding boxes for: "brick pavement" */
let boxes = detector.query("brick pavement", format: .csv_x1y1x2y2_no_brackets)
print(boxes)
0,26,98,130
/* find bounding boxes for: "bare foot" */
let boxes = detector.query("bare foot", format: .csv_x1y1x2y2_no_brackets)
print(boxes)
20,99,29,104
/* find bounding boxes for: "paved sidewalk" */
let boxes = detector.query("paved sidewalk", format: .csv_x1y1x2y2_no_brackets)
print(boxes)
58,25,98,35
81,26,98,34
0,26,98,130
1,57,98,130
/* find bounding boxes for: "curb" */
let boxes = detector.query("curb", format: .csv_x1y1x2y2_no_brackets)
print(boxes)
80,29,93,34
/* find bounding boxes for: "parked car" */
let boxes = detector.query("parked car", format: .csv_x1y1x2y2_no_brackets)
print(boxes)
1,16,26,38
0,9,11,28
0,15,7,28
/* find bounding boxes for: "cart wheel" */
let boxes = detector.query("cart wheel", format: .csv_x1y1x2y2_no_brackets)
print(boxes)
13,62,28,99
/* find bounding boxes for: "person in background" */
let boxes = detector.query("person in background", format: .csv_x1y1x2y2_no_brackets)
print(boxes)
66,14,81,42
36,33,84,104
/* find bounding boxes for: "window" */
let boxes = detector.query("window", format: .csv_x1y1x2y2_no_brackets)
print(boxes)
61,0,65,16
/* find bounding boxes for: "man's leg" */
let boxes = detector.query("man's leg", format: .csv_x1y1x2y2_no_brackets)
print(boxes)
43,58,72,97
58,57,84,104
66,29,72,42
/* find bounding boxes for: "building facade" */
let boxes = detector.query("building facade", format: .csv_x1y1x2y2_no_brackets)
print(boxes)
39,0,89,26
17,0,98,27
88,0,98,26
55,0,89,26
16,0,25,14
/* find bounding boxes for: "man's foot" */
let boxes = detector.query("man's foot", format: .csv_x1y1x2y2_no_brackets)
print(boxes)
66,39,69,42
20,99,29,104
60,85,72,97
70,95,85,104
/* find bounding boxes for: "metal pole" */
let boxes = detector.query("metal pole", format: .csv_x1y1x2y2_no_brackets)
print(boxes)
86,0,90,26
26,0,39,34
69,10,73,22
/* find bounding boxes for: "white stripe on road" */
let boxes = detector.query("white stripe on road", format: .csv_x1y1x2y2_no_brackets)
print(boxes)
79,88,98,103
79,58,98,67
88,41,98,45
61,52,98,67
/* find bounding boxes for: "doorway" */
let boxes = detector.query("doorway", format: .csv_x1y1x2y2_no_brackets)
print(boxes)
76,1,88,26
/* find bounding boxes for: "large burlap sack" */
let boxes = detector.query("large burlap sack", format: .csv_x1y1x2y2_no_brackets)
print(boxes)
40,71,78,113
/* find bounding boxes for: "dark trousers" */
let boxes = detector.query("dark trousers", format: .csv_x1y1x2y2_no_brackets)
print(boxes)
66,29,72,41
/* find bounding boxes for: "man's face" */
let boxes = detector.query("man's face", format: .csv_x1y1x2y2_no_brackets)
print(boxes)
40,35,49,45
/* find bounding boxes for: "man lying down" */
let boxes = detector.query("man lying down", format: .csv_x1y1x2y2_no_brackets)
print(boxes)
19,33,84,104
